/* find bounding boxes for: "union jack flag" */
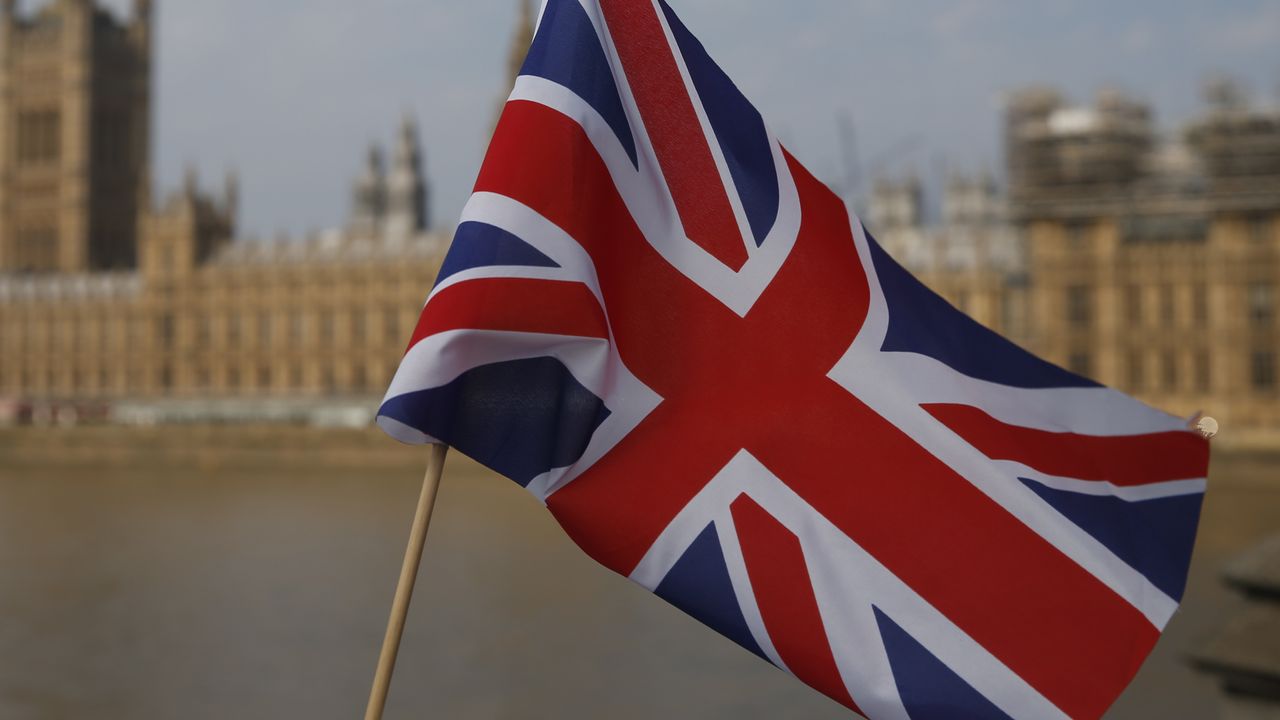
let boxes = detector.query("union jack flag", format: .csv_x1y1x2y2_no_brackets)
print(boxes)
378,1,1211,717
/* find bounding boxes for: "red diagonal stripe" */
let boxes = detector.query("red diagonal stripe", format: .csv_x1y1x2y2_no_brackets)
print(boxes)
757,381,1161,720
598,0,748,270
925,403,1210,485
732,495,862,715
407,278,607,353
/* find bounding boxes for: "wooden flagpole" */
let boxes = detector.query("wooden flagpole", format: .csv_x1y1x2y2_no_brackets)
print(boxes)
364,442,450,720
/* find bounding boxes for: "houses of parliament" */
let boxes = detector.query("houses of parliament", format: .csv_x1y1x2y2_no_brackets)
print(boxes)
0,0,455,417
1,1,1278,442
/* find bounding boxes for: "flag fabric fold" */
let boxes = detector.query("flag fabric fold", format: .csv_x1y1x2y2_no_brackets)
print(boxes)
378,1,1210,717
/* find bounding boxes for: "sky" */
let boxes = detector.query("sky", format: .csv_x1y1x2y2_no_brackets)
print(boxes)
50,0,1280,238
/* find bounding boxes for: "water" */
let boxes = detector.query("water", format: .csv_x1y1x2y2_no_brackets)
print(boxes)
0,441,1272,719
0,454,854,719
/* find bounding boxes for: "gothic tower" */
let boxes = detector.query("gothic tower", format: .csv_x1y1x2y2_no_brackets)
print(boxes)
384,115,428,241
0,0,152,273
349,144,387,239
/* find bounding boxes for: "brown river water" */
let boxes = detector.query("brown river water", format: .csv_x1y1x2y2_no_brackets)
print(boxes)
0,428,1276,719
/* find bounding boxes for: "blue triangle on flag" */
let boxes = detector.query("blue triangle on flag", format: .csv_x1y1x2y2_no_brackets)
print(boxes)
874,607,1012,720
436,221,560,286
521,0,638,166
655,522,769,663
866,236,1099,390
1019,477,1202,601
379,356,608,487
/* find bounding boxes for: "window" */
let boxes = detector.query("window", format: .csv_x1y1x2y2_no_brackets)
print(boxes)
290,311,304,344
353,364,368,391
1161,352,1177,392
1194,352,1211,393
1127,351,1144,391
1065,222,1089,250
227,313,242,346
1252,351,1276,391
1192,285,1208,326
157,314,175,350
227,367,241,390
1000,295,1017,336
258,312,272,348
1068,352,1092,378
93,110,130,172
352,311,366,342
1160,286,1176,325
197,315,212,347
1249,215,1272,244
16,110,60,166
1066,286,1092,327
8,322,22,353
257,366,272,390
16,226,56,270
385,308,401,342
1125,285,1142,326
320,311,335,346
1249,283,1274,327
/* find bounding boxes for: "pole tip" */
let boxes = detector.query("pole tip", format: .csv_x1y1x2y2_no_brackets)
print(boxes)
1192,415,1219,440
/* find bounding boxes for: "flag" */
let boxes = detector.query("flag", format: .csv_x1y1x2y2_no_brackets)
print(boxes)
377,1,1211,717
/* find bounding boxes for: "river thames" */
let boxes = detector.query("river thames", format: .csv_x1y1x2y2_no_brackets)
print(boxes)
1,427,1276,719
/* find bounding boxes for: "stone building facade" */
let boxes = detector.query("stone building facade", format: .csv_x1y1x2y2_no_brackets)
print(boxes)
1010,84,1280,438
0,0,444,412
0,155,443,405
0,0,151,273
876,83,1280,441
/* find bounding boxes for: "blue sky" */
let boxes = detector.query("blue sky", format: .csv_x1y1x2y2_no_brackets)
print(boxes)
65,0,1280,237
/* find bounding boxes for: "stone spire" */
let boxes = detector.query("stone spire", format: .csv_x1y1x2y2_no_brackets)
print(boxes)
224,169,239,227
384,115,428,241
350,144,387,239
